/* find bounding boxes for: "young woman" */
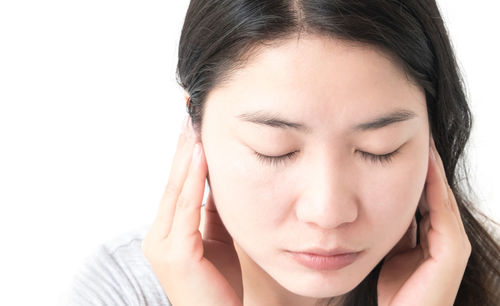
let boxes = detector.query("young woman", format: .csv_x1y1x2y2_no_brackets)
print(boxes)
67,1,500,305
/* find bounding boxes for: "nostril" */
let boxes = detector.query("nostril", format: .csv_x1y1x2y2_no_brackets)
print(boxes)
295,196,359,230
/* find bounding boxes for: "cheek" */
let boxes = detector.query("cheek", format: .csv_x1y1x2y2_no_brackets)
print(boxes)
204,142,288,239
360,148,428,241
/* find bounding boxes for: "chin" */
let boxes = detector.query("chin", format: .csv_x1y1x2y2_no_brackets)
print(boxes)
282,276,359,298
263,261,365,298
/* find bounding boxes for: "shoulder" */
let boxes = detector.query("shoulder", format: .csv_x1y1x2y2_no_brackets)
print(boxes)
63,225,172,306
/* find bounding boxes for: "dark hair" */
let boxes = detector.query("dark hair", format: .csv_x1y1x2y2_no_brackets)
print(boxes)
176,0,500,305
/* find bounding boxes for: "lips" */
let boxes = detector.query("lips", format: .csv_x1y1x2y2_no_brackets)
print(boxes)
293,247,359,256
286,249,361,271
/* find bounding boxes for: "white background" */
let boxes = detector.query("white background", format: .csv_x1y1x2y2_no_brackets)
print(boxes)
0,1,498,305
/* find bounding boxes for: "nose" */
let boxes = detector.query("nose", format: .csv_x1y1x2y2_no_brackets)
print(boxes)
295,153,358,229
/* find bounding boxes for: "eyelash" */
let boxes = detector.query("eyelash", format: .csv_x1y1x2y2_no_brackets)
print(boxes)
254,150,299,167
254,149,400,167
358,149,400,165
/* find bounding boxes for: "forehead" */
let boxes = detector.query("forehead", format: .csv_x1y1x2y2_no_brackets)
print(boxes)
206,35,425,131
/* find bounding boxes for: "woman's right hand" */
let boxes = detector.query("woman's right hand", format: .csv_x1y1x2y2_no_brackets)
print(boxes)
141,115,243,306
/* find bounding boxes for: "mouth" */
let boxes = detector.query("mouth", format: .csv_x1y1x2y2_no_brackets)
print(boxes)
285,250,361,271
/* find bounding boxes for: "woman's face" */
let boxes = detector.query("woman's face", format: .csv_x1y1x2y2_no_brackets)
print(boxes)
199,35,429,298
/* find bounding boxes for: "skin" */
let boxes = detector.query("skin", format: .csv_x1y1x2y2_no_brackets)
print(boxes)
201,35,428,305
141,34,471,306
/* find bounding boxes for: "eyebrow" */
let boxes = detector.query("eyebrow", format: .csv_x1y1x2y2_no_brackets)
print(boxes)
236,109,417,133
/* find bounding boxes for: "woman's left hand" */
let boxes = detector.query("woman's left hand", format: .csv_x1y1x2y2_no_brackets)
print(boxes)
377,137,471,306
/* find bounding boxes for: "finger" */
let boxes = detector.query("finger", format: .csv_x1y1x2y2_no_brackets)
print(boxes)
203,189,233,245
446,180,469,241
430,137,448,187
419,213,431,259
169,143,207,240
425,137,471,265
151,116,197,239
425,139,456,234
446,184,463,226
430,137,464,233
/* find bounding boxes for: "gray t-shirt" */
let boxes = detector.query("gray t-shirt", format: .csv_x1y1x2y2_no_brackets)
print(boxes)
64,226,172,305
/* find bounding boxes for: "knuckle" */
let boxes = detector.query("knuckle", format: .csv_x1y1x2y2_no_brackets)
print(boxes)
176,194,191,209
179,128,195,144
164,181,181,199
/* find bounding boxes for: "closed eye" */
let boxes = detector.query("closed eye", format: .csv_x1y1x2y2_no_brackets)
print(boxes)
253,150,299,167
254,148,400,167
357,149,400,165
